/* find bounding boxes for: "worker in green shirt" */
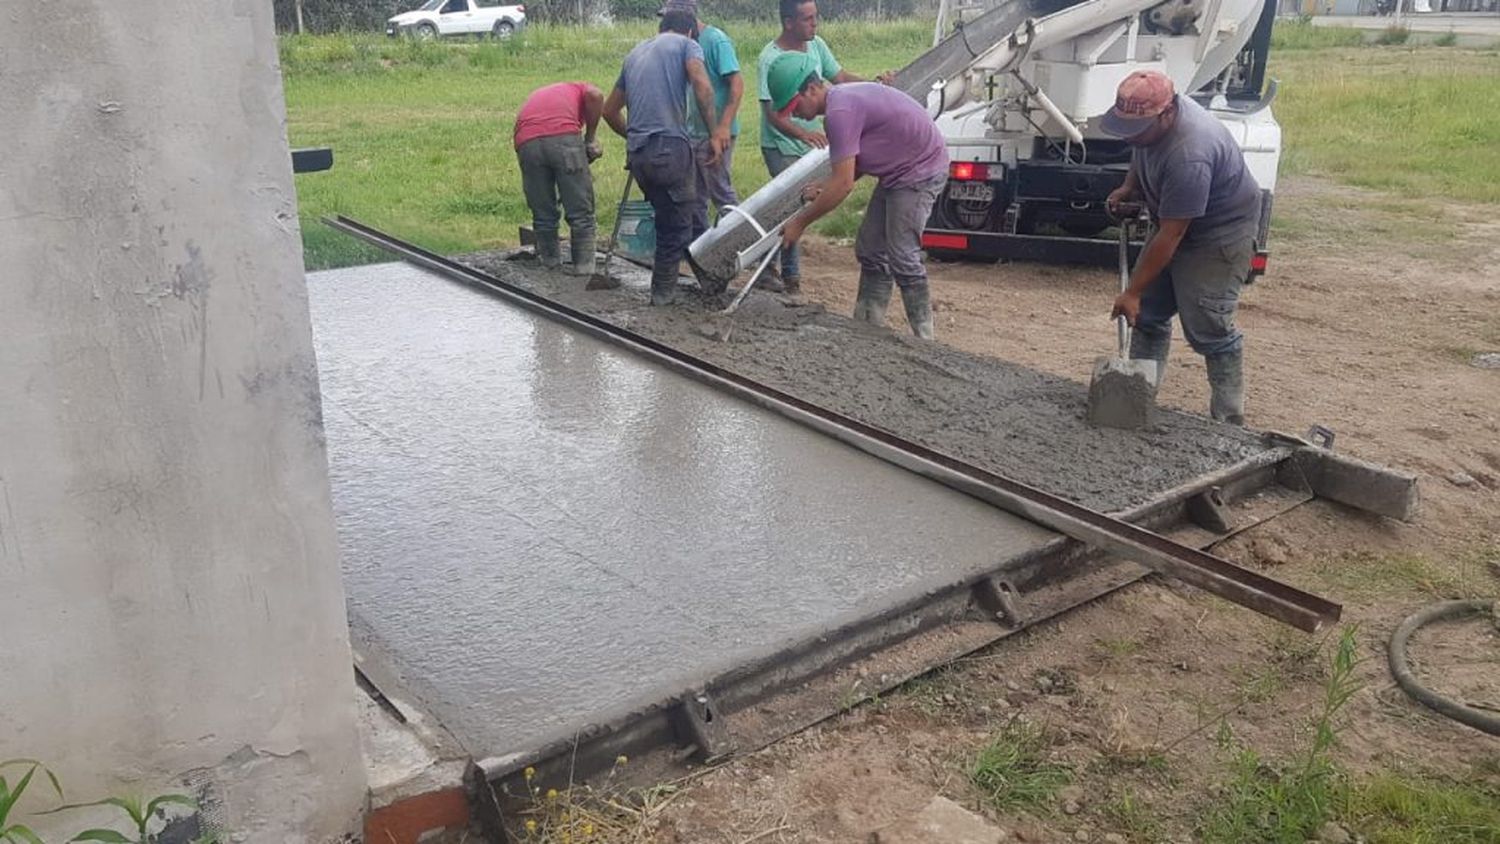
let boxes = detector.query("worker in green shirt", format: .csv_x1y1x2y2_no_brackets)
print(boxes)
757,0,886,294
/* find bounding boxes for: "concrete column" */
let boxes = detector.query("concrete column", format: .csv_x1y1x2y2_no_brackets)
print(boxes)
0,3,365,841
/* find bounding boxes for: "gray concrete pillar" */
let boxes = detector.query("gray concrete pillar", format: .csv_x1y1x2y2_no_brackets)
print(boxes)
0,3,365,841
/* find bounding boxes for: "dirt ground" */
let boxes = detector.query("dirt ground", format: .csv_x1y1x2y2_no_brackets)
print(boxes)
489,175,1500,842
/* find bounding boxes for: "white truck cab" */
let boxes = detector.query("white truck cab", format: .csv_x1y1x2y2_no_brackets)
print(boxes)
387,0,526,40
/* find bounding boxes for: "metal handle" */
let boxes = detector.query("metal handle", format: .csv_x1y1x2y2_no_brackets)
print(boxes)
1116,218,1131,357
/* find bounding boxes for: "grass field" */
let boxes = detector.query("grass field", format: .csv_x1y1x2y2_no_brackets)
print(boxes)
283,20,1500,269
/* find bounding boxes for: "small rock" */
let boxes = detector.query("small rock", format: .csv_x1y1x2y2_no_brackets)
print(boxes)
1006,680,1022,693
877,795,1006,844
977,705,993,717
1103,835,1127,844
995,697,1012,709
1448,471,1477,488
1471,352,1500,369
1062,800,1082,815
1073,830,1091,842
1036,674,1055,693
1316,821,1352,844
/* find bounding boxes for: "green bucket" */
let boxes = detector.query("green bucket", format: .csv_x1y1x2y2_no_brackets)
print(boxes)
615,200,656,264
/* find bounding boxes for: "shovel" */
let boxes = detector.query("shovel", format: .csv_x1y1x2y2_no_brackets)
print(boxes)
587,170,634,291
1086,213,1158,429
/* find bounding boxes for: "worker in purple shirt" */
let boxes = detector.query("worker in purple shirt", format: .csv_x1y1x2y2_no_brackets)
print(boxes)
769,53,948,338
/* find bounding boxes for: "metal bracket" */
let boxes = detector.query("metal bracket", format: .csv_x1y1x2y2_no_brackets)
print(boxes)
973,578,1026,628
1307,425,1336,450
1186,486,1233,534
677,692,732,763
467,761,513,844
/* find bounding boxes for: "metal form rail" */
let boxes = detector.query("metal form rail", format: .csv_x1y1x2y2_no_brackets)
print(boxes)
328,215,1338,632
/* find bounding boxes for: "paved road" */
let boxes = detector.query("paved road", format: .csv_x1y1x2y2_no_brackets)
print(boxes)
1310,12,1500,37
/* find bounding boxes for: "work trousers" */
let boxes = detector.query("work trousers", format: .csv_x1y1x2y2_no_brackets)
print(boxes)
853,172,947,290
761,146,803,280
691,136,740,239
1131,223,1257,358
629,134,697,288
516,133,595,242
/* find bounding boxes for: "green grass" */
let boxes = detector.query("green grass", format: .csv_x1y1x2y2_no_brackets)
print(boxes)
284,21,926,268
968,720,1073,812
1345,774,1500,844
1269,47,1500,202
1271,19,1367,51
1373,25,1411,46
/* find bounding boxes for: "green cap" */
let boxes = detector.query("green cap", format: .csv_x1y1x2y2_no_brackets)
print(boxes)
767,51,820,112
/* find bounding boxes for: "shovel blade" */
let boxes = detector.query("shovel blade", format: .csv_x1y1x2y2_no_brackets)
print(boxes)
1087,356,1158,429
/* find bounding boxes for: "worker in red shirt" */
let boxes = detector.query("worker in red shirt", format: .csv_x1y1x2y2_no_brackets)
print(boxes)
514,81,605,276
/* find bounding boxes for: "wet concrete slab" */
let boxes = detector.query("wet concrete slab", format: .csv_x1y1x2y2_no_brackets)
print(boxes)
307,262,1058,760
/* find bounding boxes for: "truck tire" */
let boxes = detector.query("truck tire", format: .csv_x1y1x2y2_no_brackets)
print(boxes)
492,19,516,38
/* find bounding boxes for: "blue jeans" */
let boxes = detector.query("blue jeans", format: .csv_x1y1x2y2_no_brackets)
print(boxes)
761,146,802,280
630,134,696,292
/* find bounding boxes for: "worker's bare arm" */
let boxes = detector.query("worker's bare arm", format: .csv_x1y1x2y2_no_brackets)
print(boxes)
602,86,628,139
715,72,743,149
780,157,857,249
764,99,827,148
686,58,722,164
1111,217,1189,325
581,85,604,143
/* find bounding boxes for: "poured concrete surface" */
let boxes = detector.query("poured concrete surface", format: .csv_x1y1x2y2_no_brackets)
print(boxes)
462,252,1271,513
307,263,1056,759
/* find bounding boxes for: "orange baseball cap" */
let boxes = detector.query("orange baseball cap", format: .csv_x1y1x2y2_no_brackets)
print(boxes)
1100,70,1176,139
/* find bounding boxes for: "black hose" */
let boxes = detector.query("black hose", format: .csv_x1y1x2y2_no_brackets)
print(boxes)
1387,599,1500,736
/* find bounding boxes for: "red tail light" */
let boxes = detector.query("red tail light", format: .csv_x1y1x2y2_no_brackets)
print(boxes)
922,233,969,250
950,162,990,181
1250,252,1268,274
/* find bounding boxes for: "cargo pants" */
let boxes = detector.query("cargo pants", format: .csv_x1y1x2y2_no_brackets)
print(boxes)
629,133,697,298
1129,222,1258,361
517,133,595,245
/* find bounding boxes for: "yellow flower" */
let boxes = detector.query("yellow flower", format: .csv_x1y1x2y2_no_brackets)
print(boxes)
546,788,559,801
524,766,536,780
583,823,596,836
524,819,538,833
615,755,629,766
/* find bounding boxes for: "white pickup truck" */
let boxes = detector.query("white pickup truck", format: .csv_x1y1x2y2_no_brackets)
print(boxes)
387,0,526,40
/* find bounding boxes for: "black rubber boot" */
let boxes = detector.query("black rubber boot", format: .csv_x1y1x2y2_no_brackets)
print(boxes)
1206,350,1246,425
852,271,893,325
650,269,677,306
536,231,562,269
569,236,595,277
900,283,935,340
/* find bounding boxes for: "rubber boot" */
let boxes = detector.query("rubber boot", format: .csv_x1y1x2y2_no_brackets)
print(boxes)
569,236,596,277
1129,327,1171,392
852,271,893,325
650,269,676,306
758,264,786,294
900,283,935,340
536,231,562,269
1206,350,1246,425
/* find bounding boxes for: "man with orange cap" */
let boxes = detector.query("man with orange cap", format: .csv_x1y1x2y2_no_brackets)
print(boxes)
1101,70,1262,425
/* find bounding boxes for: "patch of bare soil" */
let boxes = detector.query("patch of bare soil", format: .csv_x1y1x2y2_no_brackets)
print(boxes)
630,176,1500,842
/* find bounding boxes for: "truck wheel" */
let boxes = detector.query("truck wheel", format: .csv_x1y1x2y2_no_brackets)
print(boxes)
492,20,515,38
416,22,438,39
